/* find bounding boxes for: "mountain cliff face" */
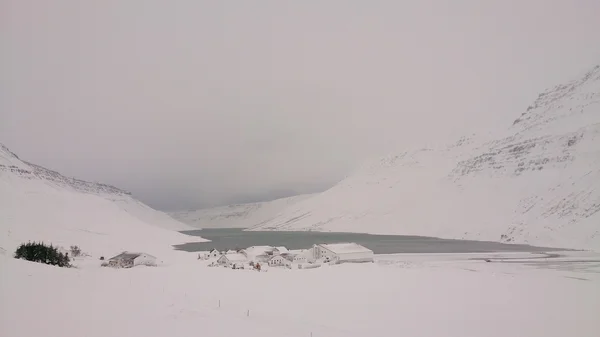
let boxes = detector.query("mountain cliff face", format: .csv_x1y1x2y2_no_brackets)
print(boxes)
170,194,315,228
0,144,197,256
250,65,600,250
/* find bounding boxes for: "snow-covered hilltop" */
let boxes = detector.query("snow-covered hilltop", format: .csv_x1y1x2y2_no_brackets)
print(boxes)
0,144,200,257
170,194,315,228
250,65,600,250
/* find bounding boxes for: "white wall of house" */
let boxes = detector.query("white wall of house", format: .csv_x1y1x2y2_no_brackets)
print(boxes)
217,255,230,267
313,245,337,261
268,256,289,267
292,255,307,263
313,244,374,263
335,251,373,262
133,254,157,266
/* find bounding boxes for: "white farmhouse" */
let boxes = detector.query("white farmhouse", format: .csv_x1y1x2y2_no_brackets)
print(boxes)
313,243,374,263
268,255,290,267
107,252,157,268
217,253,247,268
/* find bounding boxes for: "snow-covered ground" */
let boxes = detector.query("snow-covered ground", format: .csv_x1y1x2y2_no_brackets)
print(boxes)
1,250,598,337
170,194,315,228
250,65,600,250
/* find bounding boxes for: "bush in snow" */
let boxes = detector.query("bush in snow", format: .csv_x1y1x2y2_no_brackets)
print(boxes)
70,245,82,257
14,242,71,267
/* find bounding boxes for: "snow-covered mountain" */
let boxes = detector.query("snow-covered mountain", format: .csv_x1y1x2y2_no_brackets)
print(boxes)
170,194,315,228
250,65,600,250
0,144,200,256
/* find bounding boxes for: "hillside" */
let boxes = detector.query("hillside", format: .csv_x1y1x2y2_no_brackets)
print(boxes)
170,194,314,228
0,144,201,258
250,65,600,250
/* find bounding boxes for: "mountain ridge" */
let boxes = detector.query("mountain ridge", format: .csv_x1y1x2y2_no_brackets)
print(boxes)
249,64,600,250
0,144,199,257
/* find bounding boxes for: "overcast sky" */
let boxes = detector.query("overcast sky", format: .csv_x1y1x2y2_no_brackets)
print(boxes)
1,1,599,211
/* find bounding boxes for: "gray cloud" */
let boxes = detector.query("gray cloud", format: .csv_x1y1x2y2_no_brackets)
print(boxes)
2,1,600,210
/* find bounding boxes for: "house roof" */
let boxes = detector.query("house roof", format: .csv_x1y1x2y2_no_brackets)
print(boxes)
318,243,373,255
243,246,273,257
282,254,296,262
222,253,247,262
109,252,140,261
288,249,310,256
274,246,289,253
109,252,156,261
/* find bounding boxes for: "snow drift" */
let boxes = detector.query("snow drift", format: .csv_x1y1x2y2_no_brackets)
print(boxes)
170,194,314,228
250,65,600,250
0,144,202,257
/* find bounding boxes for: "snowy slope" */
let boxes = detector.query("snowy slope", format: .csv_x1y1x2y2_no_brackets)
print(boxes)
170,194,315,228
2,251,599,337
0,144,202,257
250,65,600,250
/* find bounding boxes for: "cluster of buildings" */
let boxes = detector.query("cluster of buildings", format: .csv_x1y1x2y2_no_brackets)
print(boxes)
101,242,374,270
201,243,374,270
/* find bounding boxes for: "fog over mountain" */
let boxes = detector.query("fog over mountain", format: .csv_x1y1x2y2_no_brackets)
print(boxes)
2,2,600,210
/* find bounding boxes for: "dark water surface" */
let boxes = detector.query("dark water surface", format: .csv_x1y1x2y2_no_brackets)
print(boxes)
174,228,561,254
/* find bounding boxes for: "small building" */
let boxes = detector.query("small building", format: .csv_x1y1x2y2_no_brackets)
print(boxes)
268,255,290,267
217,253,247,268
225,249,237,254
313,243,374,264
107,252,157,268
207,249,220,258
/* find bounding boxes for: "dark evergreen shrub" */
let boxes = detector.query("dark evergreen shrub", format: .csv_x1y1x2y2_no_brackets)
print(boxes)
14,242,71,267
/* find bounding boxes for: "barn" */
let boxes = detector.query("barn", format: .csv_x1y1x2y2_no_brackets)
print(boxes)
313,243,374,263
107,252,157,268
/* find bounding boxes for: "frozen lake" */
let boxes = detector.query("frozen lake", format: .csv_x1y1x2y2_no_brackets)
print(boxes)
174,228,561,254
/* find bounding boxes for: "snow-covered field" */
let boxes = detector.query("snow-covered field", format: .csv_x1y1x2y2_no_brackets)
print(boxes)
1,250,599,337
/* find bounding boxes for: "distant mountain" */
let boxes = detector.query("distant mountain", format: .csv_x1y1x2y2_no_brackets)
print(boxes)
0,144,198,256
170,194,315,228
250,65,600,250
